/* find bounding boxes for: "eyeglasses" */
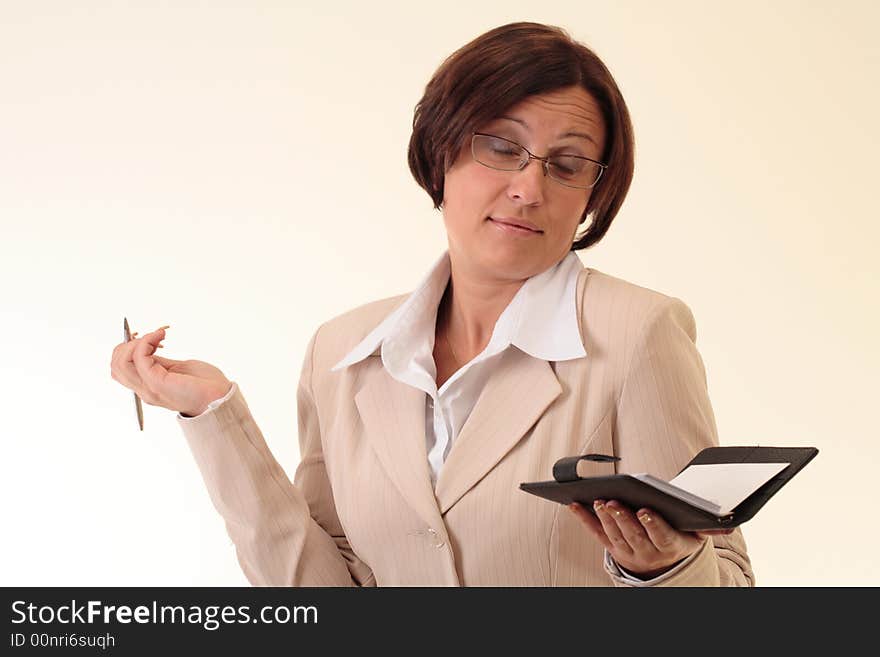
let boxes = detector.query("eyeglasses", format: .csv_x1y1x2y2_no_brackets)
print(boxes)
471,132,607,190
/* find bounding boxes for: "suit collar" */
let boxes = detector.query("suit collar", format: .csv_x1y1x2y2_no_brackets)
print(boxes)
331,250,587,374
330,252,450,372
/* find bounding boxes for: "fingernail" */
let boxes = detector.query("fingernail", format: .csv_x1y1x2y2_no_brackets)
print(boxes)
638,513,652,524
593,500,604,512
157,325,170,332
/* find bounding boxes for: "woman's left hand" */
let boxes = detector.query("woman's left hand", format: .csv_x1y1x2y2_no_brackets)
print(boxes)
569,499,733,579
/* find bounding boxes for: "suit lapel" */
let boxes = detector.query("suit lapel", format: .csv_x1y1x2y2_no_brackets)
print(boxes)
351,266,589,523
354,359,444,530
434,347,563,514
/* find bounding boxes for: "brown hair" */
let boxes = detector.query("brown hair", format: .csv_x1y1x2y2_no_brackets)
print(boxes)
408,22,635,251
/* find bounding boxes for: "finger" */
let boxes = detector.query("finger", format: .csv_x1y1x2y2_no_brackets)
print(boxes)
112,326,158,367
132,328,169,399
568,503,613,551
593,500,633,556
115,353,178,400
112,324,161,358
112,338,134,364
114,323,171,378
111,339,146,389
605,500,655,555
113,352,145,389
634,507,681,553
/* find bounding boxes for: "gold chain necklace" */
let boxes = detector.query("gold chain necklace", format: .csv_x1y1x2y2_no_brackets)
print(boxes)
444,322,463,367
441,298,463,368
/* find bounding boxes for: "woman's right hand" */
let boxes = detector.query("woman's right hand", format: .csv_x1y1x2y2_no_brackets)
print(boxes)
110,326,233,417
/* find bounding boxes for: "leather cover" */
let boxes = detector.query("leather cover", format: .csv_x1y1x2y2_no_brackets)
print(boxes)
519,446,818,531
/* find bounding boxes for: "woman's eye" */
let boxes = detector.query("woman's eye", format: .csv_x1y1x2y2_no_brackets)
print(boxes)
551,157,584,175
491,146,520,156
486,138,519,153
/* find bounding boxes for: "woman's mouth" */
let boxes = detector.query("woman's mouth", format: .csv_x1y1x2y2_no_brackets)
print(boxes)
488,217,544,236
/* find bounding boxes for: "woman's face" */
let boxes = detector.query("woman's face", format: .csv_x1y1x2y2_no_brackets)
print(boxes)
441,85,606,283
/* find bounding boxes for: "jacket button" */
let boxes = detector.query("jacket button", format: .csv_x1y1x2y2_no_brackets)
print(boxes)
426,527,445,549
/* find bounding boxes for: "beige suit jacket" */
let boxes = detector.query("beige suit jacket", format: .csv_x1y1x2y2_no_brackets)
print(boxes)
179,266,754,587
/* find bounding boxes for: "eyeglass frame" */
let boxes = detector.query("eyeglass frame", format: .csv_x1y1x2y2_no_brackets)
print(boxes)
470,132,608,190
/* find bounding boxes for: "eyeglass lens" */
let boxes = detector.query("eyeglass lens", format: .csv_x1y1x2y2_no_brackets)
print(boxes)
472,134,602,189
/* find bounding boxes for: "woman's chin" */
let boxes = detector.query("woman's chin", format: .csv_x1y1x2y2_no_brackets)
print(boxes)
465,249,546,282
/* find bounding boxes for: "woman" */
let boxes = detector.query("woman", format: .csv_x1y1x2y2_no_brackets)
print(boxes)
110,22,754,586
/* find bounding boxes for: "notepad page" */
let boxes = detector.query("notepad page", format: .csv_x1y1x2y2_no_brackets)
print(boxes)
669,462,789,514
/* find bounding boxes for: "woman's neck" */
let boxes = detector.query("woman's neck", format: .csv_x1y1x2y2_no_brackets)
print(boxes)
438,265,527,361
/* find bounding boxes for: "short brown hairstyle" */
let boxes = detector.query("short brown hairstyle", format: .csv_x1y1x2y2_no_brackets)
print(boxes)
408,22,635,251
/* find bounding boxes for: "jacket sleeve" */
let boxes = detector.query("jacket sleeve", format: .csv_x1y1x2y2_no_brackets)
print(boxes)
177,328,375,586
607,297,755,587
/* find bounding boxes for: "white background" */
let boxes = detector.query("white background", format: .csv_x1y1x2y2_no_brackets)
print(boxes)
2,0,877,585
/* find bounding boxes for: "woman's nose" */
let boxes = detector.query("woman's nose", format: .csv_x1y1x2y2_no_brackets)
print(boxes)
506,157,547,206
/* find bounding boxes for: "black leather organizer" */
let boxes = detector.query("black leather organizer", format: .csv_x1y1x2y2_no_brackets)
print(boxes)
519,446,818,531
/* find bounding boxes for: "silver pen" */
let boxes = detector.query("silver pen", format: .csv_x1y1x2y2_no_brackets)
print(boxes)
123,317,144,431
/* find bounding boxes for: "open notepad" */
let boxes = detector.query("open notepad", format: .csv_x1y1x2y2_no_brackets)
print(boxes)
634,462,789,516
519,446,818,531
